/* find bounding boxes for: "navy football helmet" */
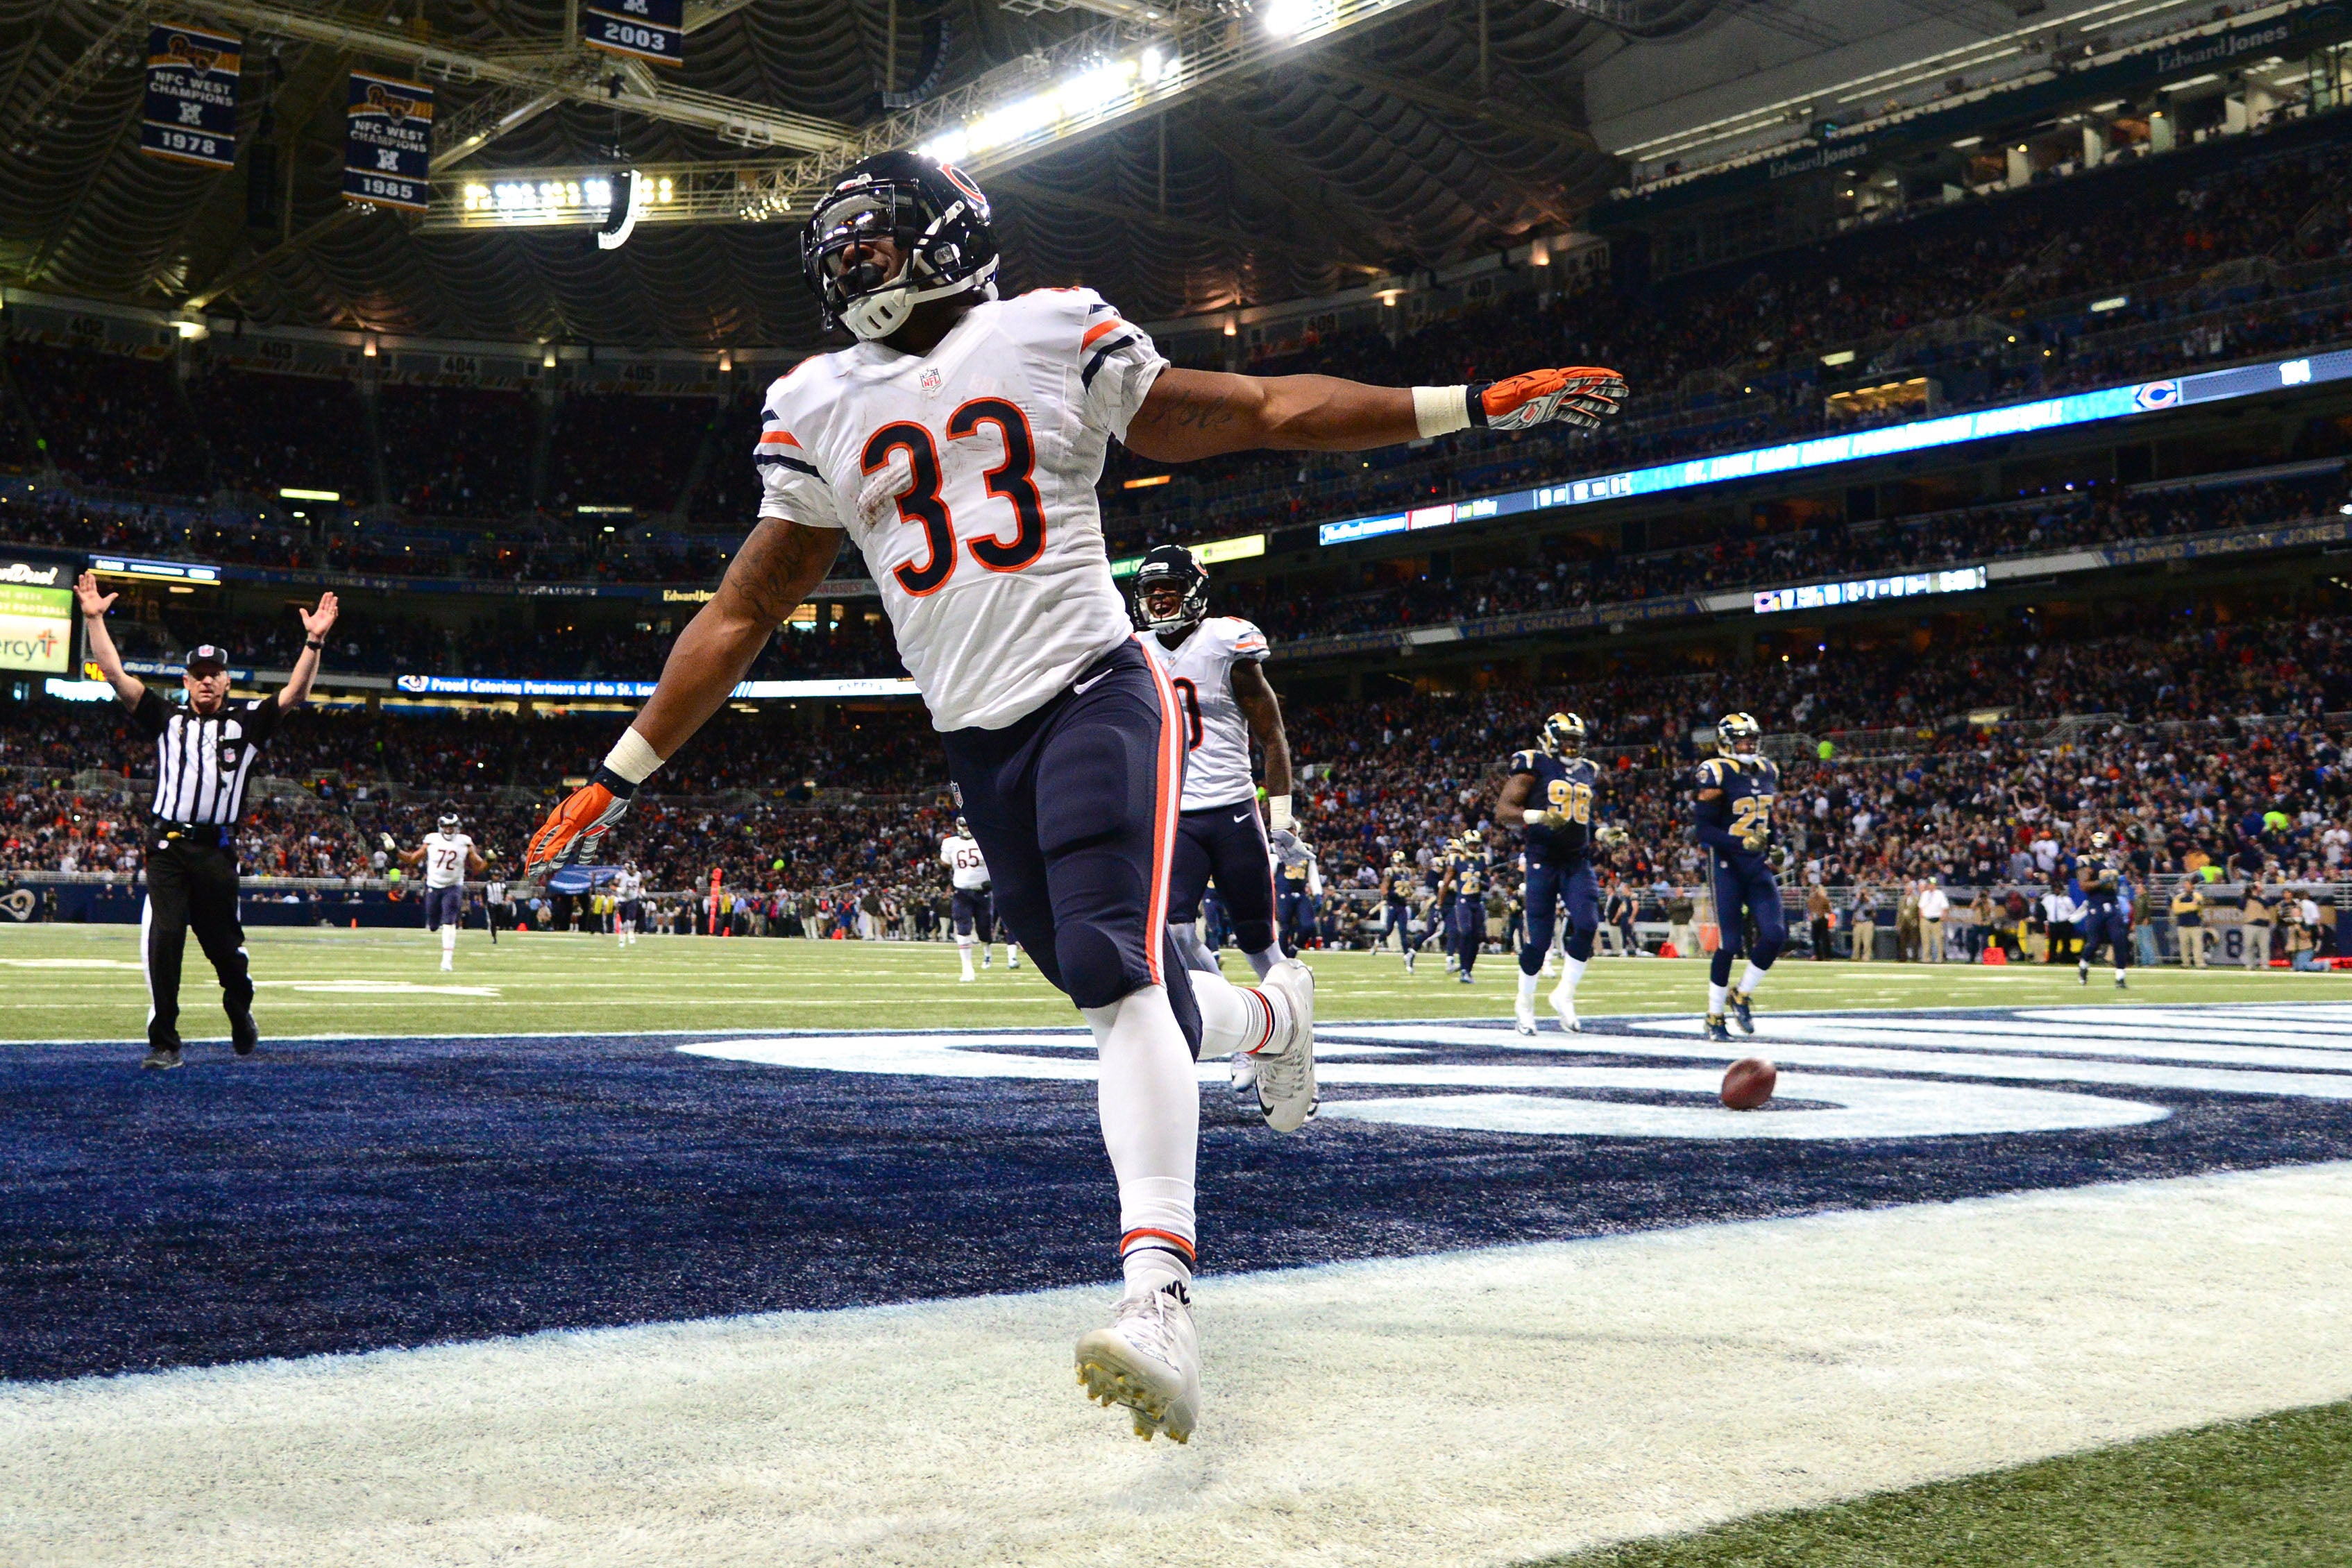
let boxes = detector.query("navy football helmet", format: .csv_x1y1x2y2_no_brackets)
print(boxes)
1131,544,1208,633
1540,712,1587,758
1716,712,1763,757
802,152,1000,341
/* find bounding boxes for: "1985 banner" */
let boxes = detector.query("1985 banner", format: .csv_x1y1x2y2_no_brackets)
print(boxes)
344,72,434,211
139,25,240,170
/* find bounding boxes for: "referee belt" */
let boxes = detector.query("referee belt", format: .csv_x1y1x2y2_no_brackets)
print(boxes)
153,823,226,850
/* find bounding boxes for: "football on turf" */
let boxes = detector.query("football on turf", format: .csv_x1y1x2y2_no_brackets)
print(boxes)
1721,1057,1777,1111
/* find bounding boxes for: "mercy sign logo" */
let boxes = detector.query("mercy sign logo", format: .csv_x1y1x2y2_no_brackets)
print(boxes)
0,626,60,666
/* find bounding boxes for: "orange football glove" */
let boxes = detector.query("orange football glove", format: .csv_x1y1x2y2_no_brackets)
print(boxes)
1473,366,1629,432
524,769,636,875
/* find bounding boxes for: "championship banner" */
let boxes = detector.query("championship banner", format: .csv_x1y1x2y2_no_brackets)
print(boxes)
582,0,684,66
139,25,240,171
344,72,434,212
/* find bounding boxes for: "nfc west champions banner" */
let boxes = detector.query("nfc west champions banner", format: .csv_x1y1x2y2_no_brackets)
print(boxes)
582,0,684,65
0,558,74,676
139,25,240,171
344,72,434,212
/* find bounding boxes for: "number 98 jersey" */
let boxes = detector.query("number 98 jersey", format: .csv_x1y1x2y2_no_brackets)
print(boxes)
1507,749,1600,866
754,287,1168,733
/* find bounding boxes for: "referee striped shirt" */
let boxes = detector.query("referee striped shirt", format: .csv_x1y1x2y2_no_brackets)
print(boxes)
131,688,281,828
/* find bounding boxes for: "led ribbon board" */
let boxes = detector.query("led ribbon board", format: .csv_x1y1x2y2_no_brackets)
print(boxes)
1754,565,1987,615
87,556,221,585
396,675,920,700
345,73,434,213
139,24,240,171
1318,350,2352,548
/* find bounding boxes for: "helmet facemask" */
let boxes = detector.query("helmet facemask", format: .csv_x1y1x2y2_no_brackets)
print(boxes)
805,176,999,342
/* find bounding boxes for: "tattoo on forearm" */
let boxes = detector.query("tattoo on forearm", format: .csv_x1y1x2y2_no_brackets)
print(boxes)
1142,384,1242,433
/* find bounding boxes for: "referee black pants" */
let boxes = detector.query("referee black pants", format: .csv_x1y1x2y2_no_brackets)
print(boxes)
144,840,252,1050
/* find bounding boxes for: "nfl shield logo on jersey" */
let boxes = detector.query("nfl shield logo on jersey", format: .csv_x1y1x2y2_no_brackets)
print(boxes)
920,366,943,397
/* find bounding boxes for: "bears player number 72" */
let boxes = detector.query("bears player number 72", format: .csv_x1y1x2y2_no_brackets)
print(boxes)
523,151,1626,1445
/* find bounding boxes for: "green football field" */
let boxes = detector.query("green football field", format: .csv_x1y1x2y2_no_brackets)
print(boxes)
0,919,2339,1043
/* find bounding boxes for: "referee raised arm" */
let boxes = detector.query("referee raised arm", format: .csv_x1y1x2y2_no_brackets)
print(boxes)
75,572,339,1069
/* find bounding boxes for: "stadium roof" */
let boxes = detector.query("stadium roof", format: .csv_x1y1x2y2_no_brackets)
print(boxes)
3,0,2220,350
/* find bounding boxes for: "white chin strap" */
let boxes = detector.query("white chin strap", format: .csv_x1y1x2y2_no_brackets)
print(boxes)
842,255,999,341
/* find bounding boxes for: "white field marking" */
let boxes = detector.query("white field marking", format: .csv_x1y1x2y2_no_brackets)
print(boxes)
681,1036,2162,1139
1617,1015,2352,1072
248,980,502,998
0,958,146,969
1326,1021,2352,1100
6,1164,2351,1568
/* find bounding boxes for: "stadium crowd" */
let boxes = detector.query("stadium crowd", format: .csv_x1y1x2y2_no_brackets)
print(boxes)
6,596,2346,963
0,114,2342,590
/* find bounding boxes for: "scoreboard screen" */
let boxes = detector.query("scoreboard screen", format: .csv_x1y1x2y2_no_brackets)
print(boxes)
0,555,75,676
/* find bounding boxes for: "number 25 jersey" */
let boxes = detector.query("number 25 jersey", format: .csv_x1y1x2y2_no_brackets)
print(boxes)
754,287,1168,733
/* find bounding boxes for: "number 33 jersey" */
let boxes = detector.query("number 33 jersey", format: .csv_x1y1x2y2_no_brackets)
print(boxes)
755,287,1168,733
1141,617,1269,811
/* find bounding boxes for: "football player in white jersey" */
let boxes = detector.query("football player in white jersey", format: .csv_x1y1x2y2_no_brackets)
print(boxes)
1133,545,1305,985
525,151,1626,1445
400,812,484,971
614,861,646,947
940,813,996,981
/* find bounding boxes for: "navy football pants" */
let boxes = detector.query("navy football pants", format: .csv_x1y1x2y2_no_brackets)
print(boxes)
1167,801,1276,955
1707,850,1786,986
1521,860,1601,975
2079,903,2131,969
940,638,1201,1054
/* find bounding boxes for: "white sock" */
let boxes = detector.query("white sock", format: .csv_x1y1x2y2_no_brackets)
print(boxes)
441,926,457,959
1738,960,1769,996
958,937,974,976
1083,987,1199,1299
1517,970,1539,1003
1192,966,1284,1056
1245,943,1282,982
1555,954,1588,999
1708,982,1729,1014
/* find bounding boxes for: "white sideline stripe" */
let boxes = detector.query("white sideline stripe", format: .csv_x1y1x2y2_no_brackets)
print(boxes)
6,1164,2352,1568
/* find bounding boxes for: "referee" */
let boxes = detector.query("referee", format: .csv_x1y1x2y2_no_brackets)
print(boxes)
74,571,339,1069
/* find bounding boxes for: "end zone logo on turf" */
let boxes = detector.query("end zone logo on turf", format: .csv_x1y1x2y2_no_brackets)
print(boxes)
682,1005,2352,1141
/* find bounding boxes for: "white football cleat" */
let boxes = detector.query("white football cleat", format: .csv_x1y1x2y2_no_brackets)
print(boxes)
440,956,454,973
1251,958,1318,1132
1514,994,1537,1036
1403,948,1415,973
1549,982,1581,1032
1076,1281,1201,1443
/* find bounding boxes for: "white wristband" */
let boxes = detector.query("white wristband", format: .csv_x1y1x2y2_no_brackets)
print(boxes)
1267,794,1293,833
1523,808,1548,827
1412,384,1472,439
603,728,666,785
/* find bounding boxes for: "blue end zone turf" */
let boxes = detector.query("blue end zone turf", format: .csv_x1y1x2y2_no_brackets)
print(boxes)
6,1011,2352,1382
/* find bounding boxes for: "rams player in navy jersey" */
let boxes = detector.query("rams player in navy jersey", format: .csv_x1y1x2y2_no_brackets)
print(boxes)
2074,830,2131,988
1496,713,1618,1033
1441,831,1494,982
1691,713,1787,1041
1379,849,1428,972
